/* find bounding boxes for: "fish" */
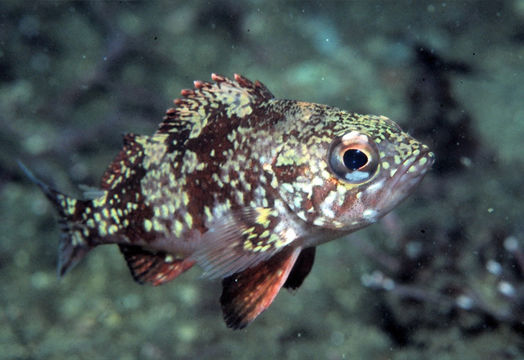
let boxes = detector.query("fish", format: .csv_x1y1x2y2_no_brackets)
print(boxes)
23,73,434,329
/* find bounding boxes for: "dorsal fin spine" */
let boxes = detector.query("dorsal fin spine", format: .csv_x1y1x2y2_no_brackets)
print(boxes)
158,74,274,136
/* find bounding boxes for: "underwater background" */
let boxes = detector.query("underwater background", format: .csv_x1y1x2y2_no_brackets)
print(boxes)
1,1,523,359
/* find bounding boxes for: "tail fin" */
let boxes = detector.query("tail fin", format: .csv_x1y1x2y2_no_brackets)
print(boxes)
18,161,93,277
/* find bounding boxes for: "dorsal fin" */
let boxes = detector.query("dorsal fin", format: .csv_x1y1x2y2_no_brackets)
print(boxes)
157,73,274,137
101,74,273,190
100,133,147,190
119,245,195,286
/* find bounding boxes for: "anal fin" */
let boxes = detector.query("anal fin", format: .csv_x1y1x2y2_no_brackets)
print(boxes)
119,245,195,286
283,247,316,290
220,246,301,329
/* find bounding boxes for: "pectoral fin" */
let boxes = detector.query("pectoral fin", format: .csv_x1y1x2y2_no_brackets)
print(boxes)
220,246,301,329
193,207,300,279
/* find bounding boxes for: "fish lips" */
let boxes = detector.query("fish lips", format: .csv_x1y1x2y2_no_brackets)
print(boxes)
376,148,435,213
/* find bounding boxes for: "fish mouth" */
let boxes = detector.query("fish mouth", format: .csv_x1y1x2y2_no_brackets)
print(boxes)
376,148,435,211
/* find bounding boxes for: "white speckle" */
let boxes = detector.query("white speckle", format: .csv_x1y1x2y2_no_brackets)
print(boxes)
322,207,335,219
389,168,398,178
283,227,297,242
281,183,294,193
363,179,384,195
296,180,313,197
297,211,307,221
293,196,302,210
362,209,378,222
344,170,368,182
341,131,363,142
312,176,324,186
331,220,344,228
313,217,325,226
319,191,337,218
255,186,266,197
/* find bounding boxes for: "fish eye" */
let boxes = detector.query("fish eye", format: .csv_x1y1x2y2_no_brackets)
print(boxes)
328,132,379,184
343,149,368,170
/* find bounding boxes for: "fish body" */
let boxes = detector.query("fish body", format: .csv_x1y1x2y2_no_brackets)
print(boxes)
28,74,434,328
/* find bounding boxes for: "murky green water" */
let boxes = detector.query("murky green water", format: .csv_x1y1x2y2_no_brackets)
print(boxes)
1,1,523,359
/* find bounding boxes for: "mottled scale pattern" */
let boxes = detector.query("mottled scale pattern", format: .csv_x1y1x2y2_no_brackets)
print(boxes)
28,73,434,329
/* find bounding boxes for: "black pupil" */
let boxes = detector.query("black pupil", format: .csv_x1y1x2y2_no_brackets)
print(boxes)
343,149,368,170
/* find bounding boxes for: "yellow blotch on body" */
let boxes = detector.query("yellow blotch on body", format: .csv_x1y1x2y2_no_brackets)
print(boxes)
108,224,119,235
184,213,193,228
144,219,153,232
183,192,190,206
173,220,184,237
93,193,108,208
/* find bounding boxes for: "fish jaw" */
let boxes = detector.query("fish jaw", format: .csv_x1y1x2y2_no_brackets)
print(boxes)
372,146,435,217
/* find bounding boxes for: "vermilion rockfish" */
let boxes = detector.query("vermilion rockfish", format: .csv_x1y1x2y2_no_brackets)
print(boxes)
24,74,434,329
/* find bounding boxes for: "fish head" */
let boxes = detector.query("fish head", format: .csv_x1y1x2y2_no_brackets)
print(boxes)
271,103,434,232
